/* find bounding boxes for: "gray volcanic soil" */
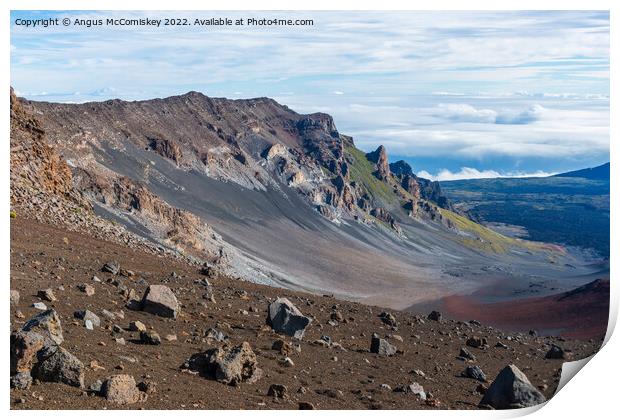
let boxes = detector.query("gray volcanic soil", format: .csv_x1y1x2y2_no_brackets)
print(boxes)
92,142,598,310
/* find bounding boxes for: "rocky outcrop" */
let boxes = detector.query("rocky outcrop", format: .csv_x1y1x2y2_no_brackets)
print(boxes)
366,145,390,180
389,160,413,177
148,137,183,164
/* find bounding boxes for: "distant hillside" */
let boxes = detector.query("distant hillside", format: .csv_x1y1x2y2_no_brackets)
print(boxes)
554,162,610,180
441,175,610,258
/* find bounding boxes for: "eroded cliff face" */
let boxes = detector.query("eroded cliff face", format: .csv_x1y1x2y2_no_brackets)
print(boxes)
10,88,74,199
9,89,237,265
23,91,450,231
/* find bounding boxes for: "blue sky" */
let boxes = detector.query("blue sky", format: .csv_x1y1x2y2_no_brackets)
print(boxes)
10,10,609,179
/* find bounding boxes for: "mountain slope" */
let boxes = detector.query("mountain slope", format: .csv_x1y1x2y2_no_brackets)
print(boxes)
12,91,602,309
441,174,610,258
554,162,610,180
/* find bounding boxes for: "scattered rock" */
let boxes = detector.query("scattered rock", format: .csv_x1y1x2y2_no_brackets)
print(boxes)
479,364,546,409
129,320,147,332
370,333,397,356
462,365,487,382
74,310,101,328
427,310,442,322
458,347,476,361
272,339,292,355
137,380,157,394
281,357,295,367
88,380,103,394
21,309,64,345
102,261,120,275
205,327,228,342
37,288,57,302
10,290,20,306
141,285,180,318
77,283,95,296
140,330,162,345
379,311,397,326
545,345,568,360
183,342,262,386
466,336,488,349
267,297,312,339
394,382,426,400
298,402,315,409
101,374,142,405
268,384,287,398
32,302,47,311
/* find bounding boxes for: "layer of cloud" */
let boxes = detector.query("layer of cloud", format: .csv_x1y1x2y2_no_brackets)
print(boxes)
417,167,556,181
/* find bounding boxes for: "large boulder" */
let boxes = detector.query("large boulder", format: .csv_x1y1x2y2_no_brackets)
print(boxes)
102,374,142,404
32,346,85,388
141,285,179,318
480,364,546,409
183,342,262,386
267,297,312,339
21,309,64,345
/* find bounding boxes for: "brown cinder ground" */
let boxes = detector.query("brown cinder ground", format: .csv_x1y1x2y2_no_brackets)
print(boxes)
10,217,601,410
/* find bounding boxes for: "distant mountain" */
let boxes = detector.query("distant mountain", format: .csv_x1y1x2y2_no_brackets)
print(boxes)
441,175,610,258
11,89,602,310
554,162,610,180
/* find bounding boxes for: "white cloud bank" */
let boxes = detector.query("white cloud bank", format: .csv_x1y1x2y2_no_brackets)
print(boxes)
417,167,556,181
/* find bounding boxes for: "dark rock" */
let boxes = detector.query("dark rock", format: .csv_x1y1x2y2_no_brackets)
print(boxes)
140,330,162,345
267,297,312,339
268,384,287,398
298,401,315,409
545,345,568,360
458,347,476,361
466,336,488,349
379,311,397,326
32,346,85,388
462,365,487,382
427,311,442,322
479,364,546,409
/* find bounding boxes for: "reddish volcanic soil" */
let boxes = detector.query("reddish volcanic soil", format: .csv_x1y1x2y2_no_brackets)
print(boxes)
438,279,609,340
